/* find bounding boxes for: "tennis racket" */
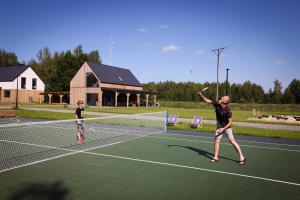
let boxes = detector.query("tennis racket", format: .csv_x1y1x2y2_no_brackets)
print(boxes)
201,87,209,92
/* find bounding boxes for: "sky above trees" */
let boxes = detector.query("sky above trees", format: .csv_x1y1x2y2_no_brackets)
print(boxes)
0,0,299,91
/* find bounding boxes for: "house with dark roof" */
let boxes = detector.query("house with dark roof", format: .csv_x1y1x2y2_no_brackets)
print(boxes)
70,62,156,107
0,65,45,103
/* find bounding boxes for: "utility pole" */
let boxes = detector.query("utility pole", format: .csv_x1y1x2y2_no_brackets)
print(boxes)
226,68,230,95
16,75,19,108
212,47,226,100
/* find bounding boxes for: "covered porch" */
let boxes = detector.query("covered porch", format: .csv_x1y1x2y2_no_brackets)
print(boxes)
40,92,70,104
99,87,156,107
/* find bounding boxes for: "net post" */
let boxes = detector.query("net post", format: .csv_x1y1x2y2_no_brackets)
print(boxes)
164,111,168,132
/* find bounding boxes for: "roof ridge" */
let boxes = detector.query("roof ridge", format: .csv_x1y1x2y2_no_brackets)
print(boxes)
87,62,130,71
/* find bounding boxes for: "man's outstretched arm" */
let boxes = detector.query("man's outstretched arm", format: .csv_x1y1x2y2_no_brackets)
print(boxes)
198,91,213,104
218,118,232,133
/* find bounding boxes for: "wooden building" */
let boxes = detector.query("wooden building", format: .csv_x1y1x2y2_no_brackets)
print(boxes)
70,62,156,107
0,65,45,103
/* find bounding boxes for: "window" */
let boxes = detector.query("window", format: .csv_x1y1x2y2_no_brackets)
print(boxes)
32,78,37,90
4,90,10,98
21,77,26,89
86,73,99,87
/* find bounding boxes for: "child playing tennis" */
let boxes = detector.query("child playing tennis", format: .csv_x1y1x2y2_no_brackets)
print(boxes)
75,100,85,144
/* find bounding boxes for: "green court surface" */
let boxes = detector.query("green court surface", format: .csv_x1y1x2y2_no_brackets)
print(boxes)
0,133,299,200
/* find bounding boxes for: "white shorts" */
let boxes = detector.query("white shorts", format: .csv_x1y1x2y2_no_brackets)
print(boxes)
215,128,234,140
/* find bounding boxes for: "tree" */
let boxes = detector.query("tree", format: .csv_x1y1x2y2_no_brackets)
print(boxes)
0,49,19,66
28,47,53,88
230,83,242,103
282,88,296,104
252,83,265,103
240,81,254,103
273,79,283,104
87,50,101,63
287,79,300,103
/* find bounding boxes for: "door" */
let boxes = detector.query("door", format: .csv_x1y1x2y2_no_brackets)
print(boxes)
86,93,98,106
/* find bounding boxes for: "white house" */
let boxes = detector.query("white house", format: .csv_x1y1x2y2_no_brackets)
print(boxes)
0,65,45,103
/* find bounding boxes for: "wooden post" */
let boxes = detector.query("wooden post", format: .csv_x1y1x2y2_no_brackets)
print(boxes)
59,95,64,105
48,94,52,105
98,90,103,107
154,94,157,105
39,94,42,104
126,93,130,107
136,94,141,107
146,94,149,107
115,91,119,107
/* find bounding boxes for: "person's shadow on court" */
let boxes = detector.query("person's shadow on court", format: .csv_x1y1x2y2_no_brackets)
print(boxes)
167,145,237,162
8,181,70,200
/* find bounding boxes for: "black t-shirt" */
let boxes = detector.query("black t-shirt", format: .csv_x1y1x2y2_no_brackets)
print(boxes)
76,107,84,119
212,101,232,128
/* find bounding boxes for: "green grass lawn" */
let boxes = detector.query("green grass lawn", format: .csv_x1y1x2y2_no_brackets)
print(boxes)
161,101,300,113
14,109,98,120
21,104,251,121
18,104,300,128
2,109,299,140
170,122,300,140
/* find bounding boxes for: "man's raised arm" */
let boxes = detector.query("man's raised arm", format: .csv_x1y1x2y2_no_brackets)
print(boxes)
198,91,213,104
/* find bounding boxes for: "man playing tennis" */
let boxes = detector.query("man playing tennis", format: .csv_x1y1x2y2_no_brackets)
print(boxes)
198,92,246,165
75,100,85,144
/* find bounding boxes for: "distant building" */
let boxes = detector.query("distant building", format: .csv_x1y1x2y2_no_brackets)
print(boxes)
0,65,45,103
70,62,156,107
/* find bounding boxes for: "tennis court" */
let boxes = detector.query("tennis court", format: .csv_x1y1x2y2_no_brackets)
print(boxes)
0,112,299,200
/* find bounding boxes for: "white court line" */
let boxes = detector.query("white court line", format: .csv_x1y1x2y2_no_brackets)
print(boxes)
167,132,300,147
2,137,300,187
82,151,300,187
0,135,146,173
148,136,300,153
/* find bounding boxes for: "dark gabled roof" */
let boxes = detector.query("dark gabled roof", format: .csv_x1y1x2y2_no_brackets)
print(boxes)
87,62,142,87
0,65,29,82
101,87,156,94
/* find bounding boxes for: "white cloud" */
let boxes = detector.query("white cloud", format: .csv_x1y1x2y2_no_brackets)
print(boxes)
195,49,204,55
159,25,169,29
161,44,180,53
273,60,287,64
138,28,148,33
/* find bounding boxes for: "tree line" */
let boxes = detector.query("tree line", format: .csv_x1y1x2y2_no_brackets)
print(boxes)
143,79,300,104
0,47,299,104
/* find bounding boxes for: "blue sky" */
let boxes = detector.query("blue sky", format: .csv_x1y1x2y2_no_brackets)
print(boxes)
1,0,299,91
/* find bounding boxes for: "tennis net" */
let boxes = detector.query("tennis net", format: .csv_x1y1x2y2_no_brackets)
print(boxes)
0,111,167,172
